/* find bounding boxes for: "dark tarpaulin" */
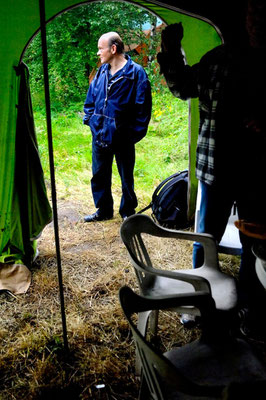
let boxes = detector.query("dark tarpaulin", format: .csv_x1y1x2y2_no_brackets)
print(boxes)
148,0,248,44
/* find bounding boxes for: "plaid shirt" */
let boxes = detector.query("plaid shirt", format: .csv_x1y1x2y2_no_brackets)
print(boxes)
160,45,231,185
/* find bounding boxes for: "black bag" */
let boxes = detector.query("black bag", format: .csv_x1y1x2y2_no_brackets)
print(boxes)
138,170,190,229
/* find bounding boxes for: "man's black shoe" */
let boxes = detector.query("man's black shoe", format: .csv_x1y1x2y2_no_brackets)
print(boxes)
121,211,135,221
84,211,113,222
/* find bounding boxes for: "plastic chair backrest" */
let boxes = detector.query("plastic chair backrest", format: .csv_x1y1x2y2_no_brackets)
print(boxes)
120,214,219,292
119,286,220,400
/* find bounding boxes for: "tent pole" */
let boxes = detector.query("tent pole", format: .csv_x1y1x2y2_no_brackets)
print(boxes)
39,0,69,352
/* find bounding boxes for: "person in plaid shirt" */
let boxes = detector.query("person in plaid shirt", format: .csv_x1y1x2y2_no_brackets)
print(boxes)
157,0,266,337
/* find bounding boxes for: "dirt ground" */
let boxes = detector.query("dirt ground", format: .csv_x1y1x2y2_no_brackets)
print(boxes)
0,199,265,399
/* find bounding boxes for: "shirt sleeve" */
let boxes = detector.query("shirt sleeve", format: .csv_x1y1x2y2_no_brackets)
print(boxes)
131,70,152,143
83,76,97,126
157,52,200,100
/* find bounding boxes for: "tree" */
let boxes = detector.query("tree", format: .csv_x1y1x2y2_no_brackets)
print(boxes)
23,1,160,109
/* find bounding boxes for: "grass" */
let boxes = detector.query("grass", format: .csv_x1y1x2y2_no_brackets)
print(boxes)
35,88,189,206
0,204,208,399
0,89,252,399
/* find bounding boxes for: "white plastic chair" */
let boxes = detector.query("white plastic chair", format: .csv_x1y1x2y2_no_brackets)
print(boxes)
253,243,266,290
120,214,238,340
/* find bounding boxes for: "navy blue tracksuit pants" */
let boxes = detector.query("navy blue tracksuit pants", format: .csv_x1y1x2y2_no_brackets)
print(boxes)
91,139,137,218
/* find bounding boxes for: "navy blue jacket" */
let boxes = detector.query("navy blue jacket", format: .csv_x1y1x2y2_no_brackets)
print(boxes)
83,55,152,145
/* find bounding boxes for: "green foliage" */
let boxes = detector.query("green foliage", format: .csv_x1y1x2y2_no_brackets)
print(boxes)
23,1,161,109
35,88,189,206
135,86,189,197
24,1,188,206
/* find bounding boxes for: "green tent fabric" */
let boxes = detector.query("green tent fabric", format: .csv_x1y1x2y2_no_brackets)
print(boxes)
0,63,52,266
0,0,224,264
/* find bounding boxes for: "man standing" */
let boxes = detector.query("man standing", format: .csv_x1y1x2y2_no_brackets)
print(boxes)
83,32,152,222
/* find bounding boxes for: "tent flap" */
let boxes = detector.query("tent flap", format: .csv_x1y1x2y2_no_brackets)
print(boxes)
0,63,52,266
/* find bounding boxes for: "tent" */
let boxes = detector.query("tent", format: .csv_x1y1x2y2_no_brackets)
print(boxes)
0,0,247,344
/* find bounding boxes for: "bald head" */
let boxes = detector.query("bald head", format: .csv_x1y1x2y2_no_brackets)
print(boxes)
100,32,124,54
